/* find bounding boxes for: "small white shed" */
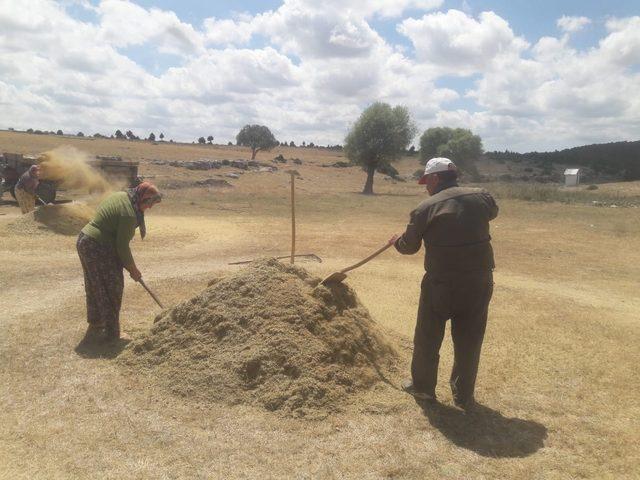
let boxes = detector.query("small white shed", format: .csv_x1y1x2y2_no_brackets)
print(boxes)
564,168,581,187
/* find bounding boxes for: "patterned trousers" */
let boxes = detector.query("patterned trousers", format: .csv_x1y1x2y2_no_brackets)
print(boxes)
76,233,124,339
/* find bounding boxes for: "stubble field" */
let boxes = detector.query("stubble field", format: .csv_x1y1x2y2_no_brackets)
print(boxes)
1,131,639,479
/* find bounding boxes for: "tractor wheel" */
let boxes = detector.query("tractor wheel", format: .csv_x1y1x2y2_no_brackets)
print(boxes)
36,181,57,204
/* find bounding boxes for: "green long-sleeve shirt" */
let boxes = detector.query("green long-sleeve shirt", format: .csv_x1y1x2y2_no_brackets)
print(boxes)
81,192,137,266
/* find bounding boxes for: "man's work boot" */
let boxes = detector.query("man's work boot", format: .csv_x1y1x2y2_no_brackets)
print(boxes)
402,379,436,402
82,324,107,343
453,397,477,412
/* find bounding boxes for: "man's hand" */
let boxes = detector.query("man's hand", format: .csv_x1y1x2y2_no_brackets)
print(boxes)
388,234,400,246
128,267,142,282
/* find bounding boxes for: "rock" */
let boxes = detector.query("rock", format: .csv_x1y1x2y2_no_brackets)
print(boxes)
194,178,233,188
226,173,241,179
230,160,249,170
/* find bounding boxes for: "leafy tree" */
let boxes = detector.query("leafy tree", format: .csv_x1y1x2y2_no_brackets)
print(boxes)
344,102,417,194
207,135,214,144
115,129,125,139
198,136,206,144
148,132,156,141
227,141,233,146
56,129,63,135
419,127,483,179
26,128,34,133
126,130,135,140
235,124,278,160
159,132,165,141
77,131,84,137
302,141,306,147
289,141,295,147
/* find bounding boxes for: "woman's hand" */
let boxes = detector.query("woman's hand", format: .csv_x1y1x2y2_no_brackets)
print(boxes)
388,234,400,246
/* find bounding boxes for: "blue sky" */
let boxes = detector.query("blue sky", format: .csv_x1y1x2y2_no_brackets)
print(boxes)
2,0,639,151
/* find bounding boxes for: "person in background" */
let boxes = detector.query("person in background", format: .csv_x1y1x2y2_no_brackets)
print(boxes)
391,157,498,410
76,181,162,343
15,165,40,213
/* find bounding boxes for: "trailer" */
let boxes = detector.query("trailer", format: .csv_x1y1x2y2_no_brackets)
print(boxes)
0,152,139,203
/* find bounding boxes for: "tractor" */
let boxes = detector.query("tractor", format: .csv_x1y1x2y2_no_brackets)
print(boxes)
0,152,140,203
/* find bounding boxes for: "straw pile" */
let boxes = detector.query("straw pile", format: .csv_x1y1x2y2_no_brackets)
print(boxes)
120,259,398,417
8,203,93,235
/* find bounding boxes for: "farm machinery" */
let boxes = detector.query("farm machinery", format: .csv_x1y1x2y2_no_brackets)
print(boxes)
0,152,140,203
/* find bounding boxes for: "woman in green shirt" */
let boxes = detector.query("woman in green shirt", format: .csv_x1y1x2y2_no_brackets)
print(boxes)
76,182,162,342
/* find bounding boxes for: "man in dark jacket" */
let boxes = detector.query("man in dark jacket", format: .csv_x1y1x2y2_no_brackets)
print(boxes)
393,157,498,409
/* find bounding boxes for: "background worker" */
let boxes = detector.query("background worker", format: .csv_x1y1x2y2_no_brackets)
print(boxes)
76,181,162,343
392,157,498,409
14,164,40,213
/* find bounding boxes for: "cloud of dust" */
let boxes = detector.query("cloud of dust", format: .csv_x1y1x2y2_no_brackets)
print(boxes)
38,146,115,193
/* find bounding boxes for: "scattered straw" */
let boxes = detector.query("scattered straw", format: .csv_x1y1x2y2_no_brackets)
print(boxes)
39,146,113,193
7,203,94,236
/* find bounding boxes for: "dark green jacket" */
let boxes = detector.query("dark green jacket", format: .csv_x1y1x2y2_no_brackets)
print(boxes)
81,192,137,266
395,184,498,274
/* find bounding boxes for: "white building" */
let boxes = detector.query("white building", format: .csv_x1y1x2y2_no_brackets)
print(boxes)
564,168,581,187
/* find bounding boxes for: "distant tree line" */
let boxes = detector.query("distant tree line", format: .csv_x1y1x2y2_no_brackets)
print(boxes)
486,141,640,180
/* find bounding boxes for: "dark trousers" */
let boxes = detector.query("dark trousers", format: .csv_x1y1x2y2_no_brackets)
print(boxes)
412,271,493,403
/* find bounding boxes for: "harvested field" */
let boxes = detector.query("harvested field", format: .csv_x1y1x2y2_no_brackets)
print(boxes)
121,259,398,417
1,132,639,479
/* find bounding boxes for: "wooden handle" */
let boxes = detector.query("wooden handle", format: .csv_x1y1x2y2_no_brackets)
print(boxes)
290,172,296,264
139,279,164,309
340,242,394,274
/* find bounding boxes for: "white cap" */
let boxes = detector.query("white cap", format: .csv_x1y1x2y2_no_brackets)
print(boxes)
418,157,457,184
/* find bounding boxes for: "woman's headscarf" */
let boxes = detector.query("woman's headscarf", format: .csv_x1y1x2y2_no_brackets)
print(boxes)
126,181,160,239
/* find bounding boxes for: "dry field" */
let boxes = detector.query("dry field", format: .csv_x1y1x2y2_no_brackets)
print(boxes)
1,132,639,479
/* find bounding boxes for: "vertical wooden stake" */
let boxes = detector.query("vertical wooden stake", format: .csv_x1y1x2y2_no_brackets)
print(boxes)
290,172,296,264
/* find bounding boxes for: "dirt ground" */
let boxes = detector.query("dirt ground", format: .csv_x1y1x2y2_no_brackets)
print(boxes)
1,132,639,479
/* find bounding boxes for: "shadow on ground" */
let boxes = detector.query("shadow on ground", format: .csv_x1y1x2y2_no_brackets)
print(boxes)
420,401,547,458
74,338,130,359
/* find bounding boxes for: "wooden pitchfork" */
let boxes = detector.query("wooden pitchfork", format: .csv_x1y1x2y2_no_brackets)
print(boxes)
321,241,394,285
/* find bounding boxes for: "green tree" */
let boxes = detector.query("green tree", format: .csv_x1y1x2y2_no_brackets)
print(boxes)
419,127,483,179
344,102,416,194
159,132,165,141
236,124,278,160
148,132,156,141
207,135,214,144
198,136,206,144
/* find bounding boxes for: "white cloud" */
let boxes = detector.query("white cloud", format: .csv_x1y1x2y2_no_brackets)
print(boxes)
398,10,529,75
0,1,638,151
557,15,591,33
96,0,204,55
203,17,254,46
600,16,640,66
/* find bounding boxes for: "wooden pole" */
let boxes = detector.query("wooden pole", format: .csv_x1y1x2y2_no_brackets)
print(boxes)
290,172,296,264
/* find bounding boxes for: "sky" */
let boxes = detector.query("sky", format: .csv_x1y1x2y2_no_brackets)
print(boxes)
0,0,639,152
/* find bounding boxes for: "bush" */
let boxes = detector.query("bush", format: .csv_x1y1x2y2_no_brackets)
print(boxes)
586,184,598,190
